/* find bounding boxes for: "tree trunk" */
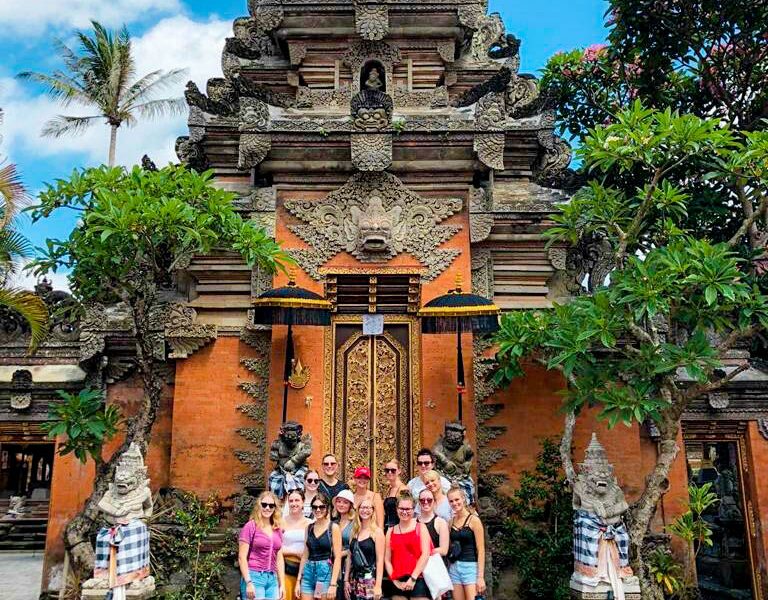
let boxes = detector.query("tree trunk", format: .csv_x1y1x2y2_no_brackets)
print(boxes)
108,125,118,167
63,292,164,577
626,411,682,599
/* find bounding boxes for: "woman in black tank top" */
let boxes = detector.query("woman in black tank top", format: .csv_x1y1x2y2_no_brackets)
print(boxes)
447,487,486,600
382,459,409,532
344,497,385,600
417,488,449,561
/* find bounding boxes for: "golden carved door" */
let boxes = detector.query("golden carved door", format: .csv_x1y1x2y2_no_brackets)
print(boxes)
327,318,420,491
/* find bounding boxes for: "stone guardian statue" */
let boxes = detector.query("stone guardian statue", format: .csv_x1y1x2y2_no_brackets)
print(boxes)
268,421,312,499
81,443,154,600
432,421,475,503
571,434,639,600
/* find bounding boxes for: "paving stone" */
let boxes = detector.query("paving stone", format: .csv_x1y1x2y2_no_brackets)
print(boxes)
0,551,44,600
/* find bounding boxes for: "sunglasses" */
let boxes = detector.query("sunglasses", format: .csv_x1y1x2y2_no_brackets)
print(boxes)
419,498,434,505
305,478,319,483
311,504,327,511
417,460,432,466
323,461,337,466
383,468,397,474
261,502,276,509
397,507,414,513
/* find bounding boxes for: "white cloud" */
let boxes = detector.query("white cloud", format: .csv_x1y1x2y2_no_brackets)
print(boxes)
1,15,231,168
0,0,181,35
9,260,71,292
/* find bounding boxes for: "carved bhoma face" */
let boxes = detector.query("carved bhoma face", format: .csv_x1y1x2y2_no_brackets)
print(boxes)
114,465,140,496
584,466,616,498
280,422,302,447
444,423,466,451
355,196,395,252
353,107,390,131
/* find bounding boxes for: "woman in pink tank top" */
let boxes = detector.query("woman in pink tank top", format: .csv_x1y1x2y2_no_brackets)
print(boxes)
238,491,285,600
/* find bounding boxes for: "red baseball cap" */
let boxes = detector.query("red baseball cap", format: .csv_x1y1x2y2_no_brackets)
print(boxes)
354,466,371,479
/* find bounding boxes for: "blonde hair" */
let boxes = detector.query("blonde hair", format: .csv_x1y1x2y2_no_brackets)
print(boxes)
423,471,440,484
384,458,401,469
351,497,380,539
249,491,282,530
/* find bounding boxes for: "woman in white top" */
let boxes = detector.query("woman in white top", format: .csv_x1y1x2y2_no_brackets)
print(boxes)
282,489,311,600
421,471,452,522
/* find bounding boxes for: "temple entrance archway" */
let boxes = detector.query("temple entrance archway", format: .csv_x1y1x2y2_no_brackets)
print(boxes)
325,315,421,492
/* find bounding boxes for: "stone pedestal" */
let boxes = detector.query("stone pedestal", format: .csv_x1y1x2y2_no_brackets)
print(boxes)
81,578,156,600
569,575,641,599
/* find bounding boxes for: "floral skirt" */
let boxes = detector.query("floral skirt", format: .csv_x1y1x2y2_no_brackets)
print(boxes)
350,573,376,600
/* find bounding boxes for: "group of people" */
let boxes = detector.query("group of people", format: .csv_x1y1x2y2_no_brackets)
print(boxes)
238,448,485,600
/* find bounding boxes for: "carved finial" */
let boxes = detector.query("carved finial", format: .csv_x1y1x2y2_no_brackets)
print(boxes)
287,267,297,286
454,272,464,293
579,433,613,476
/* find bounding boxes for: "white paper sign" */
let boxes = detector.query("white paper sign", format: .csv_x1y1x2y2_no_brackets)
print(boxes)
362,314,384,335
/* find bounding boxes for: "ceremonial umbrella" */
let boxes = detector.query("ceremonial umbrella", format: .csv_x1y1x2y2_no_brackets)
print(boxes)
252,272,332,422
418,273,500,422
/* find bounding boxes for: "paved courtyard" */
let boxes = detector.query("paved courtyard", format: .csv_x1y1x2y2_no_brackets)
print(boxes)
0,551,44,600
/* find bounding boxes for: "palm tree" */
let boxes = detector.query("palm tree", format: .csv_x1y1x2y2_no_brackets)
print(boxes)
0,116,48,349
18,21,187,166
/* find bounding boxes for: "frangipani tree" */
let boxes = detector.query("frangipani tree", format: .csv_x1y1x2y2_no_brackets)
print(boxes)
493,103,768,598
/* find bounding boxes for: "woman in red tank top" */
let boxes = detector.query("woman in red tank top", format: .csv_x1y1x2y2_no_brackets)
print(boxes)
384,492,431,599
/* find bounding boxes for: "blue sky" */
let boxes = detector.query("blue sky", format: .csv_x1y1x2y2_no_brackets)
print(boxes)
0,0,607,287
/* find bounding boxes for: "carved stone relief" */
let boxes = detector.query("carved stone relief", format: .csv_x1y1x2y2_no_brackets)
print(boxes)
351,90,393,131
164,304,217,360
506,75,539,116
437,41,456,63
10,370,33,411
473,337,507,493
468,186,493,243
247,0,284,31
235,328,272,488
470,248,493,299
474,133,505,171
475,91,506,131
355,4,389,41
284,172,462,281
535,134,573,183
239,97,270,131
342,41,401,93
351,133,393,172
238,134,272,170
296,86,352,109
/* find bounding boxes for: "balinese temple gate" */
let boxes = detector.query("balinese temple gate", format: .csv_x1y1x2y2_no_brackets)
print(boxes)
2,1,768,598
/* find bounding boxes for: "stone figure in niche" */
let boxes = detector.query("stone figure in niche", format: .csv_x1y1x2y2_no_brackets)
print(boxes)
348,195,403,255
82,443,155,599
364,66,384,91
571,434,639,600
268,421,312,499
432,421,475,503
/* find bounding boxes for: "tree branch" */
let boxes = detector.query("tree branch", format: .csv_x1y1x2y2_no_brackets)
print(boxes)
727,179,767,248
560,410,576,485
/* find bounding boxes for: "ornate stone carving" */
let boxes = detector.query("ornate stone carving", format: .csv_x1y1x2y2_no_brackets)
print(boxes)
175,135,208,172
284,172,462,280
457,3,485,29
9,369,32,411
82,443,155,598
288,41,307,66
247,0,284,31
489,33,521,61
437,41,456,63
708,391,730,409
268,421,313,498
296,85,352,109
571,434,639,599
469,12,505,63
506,75,539,115
451,67,511,108
236,329,271,488
475,91,506,131
164,304,217,360
393,86,449,109
472,337,506,494
470,248,493,299
351,90,393,131
355,4,389,41
468,186,493,243
351,133,393,171
238,133,272,170
239,97,270,131
433,421,475,503
474,133,505,170
342,41,401,93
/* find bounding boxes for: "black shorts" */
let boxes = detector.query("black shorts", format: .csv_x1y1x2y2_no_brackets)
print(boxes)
383,575,430,598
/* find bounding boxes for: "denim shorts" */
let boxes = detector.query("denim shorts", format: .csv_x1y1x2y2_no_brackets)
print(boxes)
241,570,279,599
449,560,478,585
301,559,333,595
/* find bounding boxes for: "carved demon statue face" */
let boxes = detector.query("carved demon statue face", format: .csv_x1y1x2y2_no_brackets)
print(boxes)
354,107,390,131
280,421,303,448
351,196,401,253
582,465,616,499
444,422,467,452
112,443,148,496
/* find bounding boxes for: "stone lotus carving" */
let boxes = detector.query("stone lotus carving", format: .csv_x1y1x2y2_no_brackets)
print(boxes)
355,4,389,41
82,443,155,598
571,434,639,600
284,172,462,280
268,421,312,499
433,421,476,503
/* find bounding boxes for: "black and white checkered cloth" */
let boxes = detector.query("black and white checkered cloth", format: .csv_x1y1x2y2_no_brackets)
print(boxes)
269,465,308,500
573,510,630,569
94,520,150,585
